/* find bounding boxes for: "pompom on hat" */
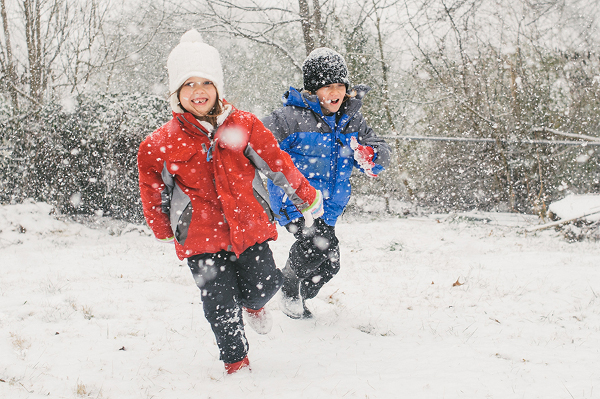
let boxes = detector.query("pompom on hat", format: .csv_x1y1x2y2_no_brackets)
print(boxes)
302,47,350,93
167,29,224,113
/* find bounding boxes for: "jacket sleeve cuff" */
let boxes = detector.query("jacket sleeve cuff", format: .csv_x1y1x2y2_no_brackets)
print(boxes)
293,184,317,211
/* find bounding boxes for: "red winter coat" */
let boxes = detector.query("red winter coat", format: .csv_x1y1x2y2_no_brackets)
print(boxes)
138,104,317,259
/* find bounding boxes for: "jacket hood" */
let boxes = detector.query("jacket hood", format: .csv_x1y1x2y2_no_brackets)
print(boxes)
283,87,322,114
282,86,367,121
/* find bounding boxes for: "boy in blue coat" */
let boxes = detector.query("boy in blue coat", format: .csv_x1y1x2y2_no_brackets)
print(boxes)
263,47,391,318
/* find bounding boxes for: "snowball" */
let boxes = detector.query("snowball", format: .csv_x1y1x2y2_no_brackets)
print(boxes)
218,127,248,151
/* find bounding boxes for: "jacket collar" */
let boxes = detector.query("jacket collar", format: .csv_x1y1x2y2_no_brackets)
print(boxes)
283,86,364,129
174,102,235,138
284,87,322,115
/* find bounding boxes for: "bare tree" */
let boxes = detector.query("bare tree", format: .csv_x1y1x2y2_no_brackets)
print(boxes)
0,0,99,112
24,0,71,105
0,0,19,111
298,0,326,54
0,0,172,113
391,0,600,213
186,0,400,114
176,0,335,71
298,0,315,54
368,0,400,130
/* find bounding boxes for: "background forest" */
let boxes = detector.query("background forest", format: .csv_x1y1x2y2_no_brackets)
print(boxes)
1,0,599,222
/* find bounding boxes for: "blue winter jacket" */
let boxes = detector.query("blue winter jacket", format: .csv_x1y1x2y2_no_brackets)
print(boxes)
262,86,391,226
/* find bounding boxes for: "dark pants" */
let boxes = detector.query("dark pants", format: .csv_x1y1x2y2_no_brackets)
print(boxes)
286,218,340,300
187,241,283,364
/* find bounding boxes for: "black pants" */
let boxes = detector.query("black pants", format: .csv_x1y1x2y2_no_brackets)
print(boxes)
187,242,283,364
286,218,340,300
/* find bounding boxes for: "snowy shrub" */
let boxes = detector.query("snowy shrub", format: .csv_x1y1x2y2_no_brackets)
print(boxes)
560,221,600,242
376,45,600,215
0,93,170,223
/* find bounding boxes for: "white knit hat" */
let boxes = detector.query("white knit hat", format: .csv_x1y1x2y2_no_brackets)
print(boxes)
167,29,224,113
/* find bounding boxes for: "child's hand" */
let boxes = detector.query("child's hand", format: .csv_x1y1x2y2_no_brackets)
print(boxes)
301,189,324,227
350,137,377,177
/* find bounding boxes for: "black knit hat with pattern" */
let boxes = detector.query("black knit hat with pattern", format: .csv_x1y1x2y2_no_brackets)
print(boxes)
302,47,350,93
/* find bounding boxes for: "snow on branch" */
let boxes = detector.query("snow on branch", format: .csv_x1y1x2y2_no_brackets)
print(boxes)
532,126,600,142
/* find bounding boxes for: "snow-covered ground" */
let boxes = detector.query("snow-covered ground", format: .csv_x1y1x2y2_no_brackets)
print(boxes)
1,201,599,399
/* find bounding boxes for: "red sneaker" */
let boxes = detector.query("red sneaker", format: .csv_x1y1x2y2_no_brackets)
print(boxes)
224,356,250,374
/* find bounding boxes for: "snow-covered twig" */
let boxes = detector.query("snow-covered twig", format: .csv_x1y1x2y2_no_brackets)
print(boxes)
532,126,600,142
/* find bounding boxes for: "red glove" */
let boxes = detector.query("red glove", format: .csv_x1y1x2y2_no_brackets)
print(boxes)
350,137,377,177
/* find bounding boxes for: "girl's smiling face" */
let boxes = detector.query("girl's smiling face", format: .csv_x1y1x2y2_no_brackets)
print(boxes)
178,77,218,117
315,83,347,115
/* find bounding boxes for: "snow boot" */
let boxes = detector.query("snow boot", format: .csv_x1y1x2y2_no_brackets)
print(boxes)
224,356,250,374
243,306,273,335
280,262,312,319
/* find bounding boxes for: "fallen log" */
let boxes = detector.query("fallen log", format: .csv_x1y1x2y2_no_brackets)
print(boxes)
525,208,600,232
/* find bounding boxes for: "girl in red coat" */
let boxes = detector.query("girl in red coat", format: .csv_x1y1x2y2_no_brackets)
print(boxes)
137,29,323,374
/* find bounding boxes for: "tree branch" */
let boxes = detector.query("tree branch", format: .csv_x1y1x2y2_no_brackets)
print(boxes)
532,126,600,142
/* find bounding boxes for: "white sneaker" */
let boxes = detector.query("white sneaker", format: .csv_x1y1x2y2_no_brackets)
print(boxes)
243,307,273,334
279,292,305,319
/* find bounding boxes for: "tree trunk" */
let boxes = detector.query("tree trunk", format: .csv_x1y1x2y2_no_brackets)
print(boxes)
372,0,395,130
312,0,325,47
0,0,19,112
24,0,46,104
298,0,314,55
